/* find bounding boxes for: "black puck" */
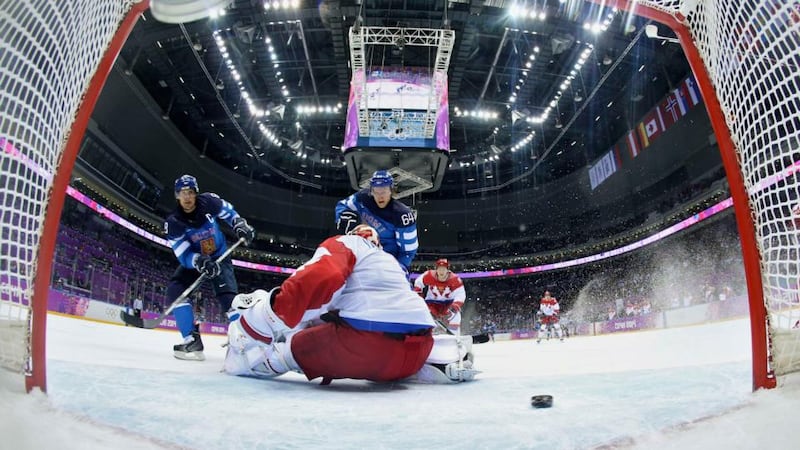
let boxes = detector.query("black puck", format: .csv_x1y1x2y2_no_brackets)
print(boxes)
530,395,553,408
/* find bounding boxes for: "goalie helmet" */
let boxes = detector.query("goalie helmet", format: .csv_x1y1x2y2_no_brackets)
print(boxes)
174,174,199,195
435,258,449,268
349,224,381,247
370,170,394,188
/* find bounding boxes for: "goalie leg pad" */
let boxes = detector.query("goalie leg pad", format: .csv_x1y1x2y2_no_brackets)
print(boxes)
426,334,474,364
412,364,458,384
410,361,481,384
223,324,300,378
444,360,480,382
425,334,461,365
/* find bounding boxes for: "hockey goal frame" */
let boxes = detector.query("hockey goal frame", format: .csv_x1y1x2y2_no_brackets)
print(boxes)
599,0,791,390
2,0,150,393
4,0,793,394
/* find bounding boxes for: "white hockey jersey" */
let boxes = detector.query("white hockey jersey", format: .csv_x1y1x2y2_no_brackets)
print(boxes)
539,297,560,317
273,234,435,334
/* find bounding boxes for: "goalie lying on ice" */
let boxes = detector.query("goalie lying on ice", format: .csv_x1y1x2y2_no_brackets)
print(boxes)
222,225,478,384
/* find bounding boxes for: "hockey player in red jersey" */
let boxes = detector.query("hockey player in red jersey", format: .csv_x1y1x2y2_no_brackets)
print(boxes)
222,225,478,383
537,291,563,343
414,258,466,334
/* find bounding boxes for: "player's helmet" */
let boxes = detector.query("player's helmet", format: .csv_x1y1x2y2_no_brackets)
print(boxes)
174,174,199,195
349,224,381,247
435,258,449,268
370,170,394,188
544,291,551,296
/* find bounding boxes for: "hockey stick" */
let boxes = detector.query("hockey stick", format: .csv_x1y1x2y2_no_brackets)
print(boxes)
432,317,484,382
120,238,245,329
434,317,490,344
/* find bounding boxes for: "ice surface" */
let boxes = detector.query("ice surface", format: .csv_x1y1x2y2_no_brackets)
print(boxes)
1,315,798,449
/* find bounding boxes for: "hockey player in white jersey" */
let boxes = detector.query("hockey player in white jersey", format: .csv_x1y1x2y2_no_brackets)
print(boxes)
222,225,478,383
537,291,563,343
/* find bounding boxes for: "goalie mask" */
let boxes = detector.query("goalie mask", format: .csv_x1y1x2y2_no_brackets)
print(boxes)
349,224,381,247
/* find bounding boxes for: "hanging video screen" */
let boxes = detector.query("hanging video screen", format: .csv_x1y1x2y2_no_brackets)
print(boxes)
342,67,450,151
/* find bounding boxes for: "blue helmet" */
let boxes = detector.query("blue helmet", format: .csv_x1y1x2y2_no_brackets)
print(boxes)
370,170,393,188
174,174,199,195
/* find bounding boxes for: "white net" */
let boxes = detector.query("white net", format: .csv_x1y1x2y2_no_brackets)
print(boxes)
638,0,800,378
0,0,136,382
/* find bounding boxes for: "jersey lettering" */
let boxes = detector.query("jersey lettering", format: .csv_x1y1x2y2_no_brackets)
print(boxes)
401,212,415,226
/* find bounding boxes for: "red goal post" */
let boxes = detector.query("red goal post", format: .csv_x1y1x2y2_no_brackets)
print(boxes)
598,0,800,390
0,0,149,392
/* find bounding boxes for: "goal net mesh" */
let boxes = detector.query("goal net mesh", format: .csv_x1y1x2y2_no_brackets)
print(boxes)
640,0,800,377
0,0,135,377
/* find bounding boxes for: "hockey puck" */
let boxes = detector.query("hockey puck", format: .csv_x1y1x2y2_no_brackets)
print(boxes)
530,395,553,408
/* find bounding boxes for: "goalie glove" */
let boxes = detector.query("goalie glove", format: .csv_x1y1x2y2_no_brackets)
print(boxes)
194,254,221,278
336,210,360,235
233,217,256,246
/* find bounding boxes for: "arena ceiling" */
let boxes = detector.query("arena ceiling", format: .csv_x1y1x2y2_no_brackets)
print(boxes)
119,0,691,199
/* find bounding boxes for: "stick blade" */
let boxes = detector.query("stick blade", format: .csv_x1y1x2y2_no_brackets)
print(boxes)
471,333,491,344
119,311,163,329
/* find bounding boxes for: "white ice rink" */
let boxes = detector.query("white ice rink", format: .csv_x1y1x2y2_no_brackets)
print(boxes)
1,314,799,449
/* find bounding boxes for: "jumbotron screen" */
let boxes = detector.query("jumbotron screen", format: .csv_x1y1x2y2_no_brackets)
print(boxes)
342,67,450,151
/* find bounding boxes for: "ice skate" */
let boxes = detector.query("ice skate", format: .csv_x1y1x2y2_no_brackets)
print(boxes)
173,331,205,361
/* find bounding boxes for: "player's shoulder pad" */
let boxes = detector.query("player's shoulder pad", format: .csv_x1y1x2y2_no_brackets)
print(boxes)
198,192,222,203
196,192,223,212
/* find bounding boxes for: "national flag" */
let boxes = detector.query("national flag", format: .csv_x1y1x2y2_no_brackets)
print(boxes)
626,130,641,158
659,76,697,129
588,148,619,190
638,109,663,148
684,76,700,106
637,122,649,148
663,89,687,125
655,104,666,131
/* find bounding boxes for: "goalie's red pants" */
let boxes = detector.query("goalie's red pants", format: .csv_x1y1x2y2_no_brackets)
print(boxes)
291,322,433,382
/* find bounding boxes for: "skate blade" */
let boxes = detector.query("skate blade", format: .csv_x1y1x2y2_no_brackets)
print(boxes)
174,350,206,361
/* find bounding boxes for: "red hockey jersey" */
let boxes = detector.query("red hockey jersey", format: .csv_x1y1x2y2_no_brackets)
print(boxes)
413,270,466,317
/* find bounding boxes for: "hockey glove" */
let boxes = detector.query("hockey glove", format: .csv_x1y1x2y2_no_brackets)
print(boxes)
449,302,463,314
336,210,360,235
195,255,221,278
233,217,256,246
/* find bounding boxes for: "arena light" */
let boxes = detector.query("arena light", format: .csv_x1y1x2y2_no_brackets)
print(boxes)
213,30,287,128
454,108,499,121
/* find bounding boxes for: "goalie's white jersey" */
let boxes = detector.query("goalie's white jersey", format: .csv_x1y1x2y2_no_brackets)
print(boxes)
278,234,435,333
